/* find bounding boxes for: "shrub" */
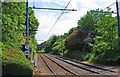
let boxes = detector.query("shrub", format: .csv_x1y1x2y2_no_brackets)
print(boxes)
2,44,34,75
64,29,88,50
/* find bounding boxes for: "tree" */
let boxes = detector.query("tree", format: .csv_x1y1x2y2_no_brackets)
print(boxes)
43,35,57,53
68,27,77,35
64,29,88,51
77,9,107,31
90,16,120,63
2,2,39,75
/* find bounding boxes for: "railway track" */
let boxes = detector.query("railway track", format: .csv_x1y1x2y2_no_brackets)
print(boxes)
39,54,78,76
37,53,118,76
39,54,56,75
45,54,118,75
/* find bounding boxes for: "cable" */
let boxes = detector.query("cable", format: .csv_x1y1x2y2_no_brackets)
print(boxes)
43,1,115,41
38,1,115,42
103,2,116,10
44,0,72,40
33,0,35,8
94,2,116,14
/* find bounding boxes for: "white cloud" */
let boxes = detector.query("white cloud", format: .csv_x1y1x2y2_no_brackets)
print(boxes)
35,0,116,44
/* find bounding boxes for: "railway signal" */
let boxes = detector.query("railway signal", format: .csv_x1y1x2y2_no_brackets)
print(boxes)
21,44,30,59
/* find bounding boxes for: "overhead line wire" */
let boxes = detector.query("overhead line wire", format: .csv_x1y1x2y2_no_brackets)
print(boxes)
103,2,116,10
44,0,72,40
37,1,115,42
94,2,116,14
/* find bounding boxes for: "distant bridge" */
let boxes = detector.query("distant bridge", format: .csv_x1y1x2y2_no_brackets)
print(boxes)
37,45,50,50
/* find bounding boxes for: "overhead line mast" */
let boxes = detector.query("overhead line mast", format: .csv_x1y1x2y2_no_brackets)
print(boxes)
116,0,120,52
25,0,29,59
24,0,76,58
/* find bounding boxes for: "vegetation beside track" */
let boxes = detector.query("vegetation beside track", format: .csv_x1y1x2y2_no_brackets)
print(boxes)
38,9,120,65
2,43,34,75
2,2,39,75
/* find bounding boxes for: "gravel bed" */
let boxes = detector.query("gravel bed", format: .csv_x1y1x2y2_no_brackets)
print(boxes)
47,54,119,75
41,54,73,75
37,54,53,75
46,54,98,75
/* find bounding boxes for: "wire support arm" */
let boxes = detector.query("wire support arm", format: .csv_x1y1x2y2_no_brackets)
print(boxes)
32,7,77,11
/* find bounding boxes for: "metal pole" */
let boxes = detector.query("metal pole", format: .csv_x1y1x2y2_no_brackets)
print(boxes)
25,0,30,59
116,0,120,49
26,0,29,37
116,0,120,51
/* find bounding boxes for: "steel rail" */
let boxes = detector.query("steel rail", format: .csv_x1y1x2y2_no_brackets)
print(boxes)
39,54,56,76
55,55,116,73
47,54,100,74
42,54,78,75
49,54,117,73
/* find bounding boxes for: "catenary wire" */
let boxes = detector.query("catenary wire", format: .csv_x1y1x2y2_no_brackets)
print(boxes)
44,0,72,40
103,2,116,10
38,1,116,42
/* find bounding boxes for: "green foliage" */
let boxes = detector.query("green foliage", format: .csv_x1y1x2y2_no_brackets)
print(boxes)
63,50,88,61
37,48,45,53
52,43,60,55
51,39,66,55
78,9,107,31
90,16,120,63
2,2,39,75
2,44,34,75
68,27,77,35
42,35,57,53
64,29,88,50
2,2,39,52
39,9,120,65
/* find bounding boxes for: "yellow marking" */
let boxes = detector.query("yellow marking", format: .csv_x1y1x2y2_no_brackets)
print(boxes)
24,36,30,39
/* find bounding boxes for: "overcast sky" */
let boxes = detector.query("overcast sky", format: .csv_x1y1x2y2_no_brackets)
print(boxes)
28,0,116,44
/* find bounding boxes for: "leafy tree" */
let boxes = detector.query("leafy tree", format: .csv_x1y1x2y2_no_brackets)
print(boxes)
52,36,66,55
52,41,60,55
39,8,120,65
64,29,88,51
2,2,39,75
68,27,77,35
77,9,107,31
90,16,120,63
42,35,57,53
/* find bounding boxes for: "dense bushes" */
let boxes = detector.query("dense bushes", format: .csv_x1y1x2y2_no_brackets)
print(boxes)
2,43,34,75
2,2,39,75
2,63,33,75
64,9,120,64
89,16,120,63
38,9,120,65
64,29,88,50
